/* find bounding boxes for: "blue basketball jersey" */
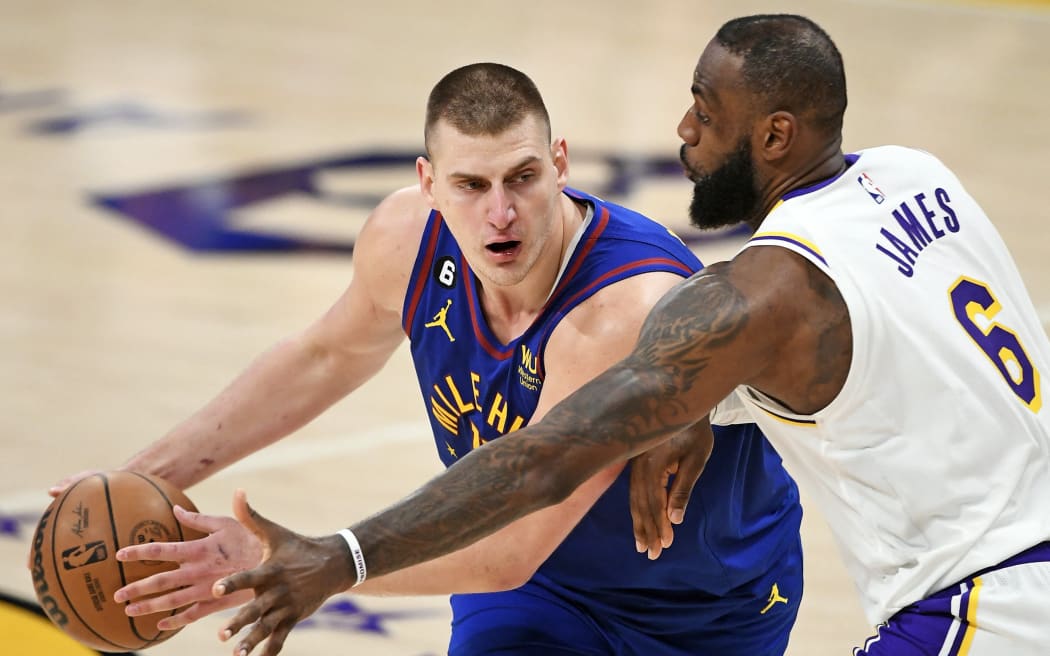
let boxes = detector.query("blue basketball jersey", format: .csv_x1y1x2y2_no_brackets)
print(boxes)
402,188,802,645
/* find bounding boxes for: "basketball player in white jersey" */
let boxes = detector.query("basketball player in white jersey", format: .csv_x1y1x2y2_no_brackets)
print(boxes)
214,14,1050,656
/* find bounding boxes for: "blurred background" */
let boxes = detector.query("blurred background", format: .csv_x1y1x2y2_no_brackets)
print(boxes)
3,0,1049,654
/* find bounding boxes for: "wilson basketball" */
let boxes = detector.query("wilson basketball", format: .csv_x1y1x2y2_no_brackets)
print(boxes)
29,471,206,652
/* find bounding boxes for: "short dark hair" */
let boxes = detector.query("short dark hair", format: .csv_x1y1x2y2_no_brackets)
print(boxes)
424,63,552,156
715,14,847,132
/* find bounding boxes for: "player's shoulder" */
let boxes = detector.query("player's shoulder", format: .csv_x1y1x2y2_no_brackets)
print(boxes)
339,186,434,320
559,269,690,338
351,186,431,302
544,268,689,381
567,187,657,229
370,185,432,232
356,185,430,257
723,242,843,342
856,144,952,172
568,188,699,264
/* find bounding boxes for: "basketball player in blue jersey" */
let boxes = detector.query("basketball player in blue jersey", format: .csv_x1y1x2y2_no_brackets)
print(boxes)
215,15,1050,656
49,64,803,654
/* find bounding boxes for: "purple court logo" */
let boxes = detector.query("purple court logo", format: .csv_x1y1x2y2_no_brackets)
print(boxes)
90,149,749,254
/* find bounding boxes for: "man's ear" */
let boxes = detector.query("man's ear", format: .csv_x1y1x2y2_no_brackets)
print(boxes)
551,137,570,189
417,156,437,206
757,111,796,162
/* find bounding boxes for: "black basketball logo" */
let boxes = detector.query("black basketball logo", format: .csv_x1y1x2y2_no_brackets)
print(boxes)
61,542,108,570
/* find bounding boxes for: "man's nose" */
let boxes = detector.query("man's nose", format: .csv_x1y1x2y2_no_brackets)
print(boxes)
487,186,515,229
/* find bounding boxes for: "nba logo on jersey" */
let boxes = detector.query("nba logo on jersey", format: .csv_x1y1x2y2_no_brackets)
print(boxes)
857,172,885,204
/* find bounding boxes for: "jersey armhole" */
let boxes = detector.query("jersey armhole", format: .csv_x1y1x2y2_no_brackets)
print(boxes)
742,231,831,276
402,210,444,335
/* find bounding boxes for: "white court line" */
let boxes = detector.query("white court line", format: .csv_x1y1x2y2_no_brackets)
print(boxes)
218,420,429,478
0,420,430,514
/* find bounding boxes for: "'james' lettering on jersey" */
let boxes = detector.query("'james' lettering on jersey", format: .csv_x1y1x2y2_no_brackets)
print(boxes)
874,187,960,277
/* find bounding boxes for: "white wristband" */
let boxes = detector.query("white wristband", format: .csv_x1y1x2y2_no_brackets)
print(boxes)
337,528,367,587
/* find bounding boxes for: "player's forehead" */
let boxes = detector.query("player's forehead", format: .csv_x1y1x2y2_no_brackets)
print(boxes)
691,41,743,109
429,112,548,147
429,116,550,177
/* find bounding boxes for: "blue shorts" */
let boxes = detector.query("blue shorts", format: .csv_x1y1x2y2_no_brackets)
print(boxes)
854,541,1050,656
447,536,802,656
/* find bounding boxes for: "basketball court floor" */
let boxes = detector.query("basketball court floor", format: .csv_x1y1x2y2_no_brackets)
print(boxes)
3,0,1050,653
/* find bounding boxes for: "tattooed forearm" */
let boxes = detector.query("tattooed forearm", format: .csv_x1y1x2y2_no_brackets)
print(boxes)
356,426,568,577
353,266,752,579
356,364,673,578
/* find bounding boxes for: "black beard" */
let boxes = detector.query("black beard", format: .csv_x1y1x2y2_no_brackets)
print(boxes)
686,138,761,230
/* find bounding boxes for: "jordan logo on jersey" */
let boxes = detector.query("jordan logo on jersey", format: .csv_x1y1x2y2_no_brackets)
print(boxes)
424,299,456,342
760,583,789,614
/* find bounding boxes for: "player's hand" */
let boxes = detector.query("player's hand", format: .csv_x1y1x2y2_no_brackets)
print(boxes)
113,505,262,630
48,469,102,498
213,490,355,656
628,417,713,560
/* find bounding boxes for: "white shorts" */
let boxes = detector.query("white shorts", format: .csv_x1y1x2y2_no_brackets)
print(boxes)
854,542,1050,656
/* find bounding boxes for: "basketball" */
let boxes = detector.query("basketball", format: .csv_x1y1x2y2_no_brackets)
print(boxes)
29,471,206,652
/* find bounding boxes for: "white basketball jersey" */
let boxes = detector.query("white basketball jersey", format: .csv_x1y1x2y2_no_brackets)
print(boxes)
735,145,1050,624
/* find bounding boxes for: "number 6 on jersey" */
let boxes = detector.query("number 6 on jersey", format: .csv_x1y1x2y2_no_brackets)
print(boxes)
950,276,1042,412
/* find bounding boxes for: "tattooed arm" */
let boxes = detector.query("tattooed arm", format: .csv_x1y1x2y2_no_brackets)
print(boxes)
215,246,850,656
352,264,751,576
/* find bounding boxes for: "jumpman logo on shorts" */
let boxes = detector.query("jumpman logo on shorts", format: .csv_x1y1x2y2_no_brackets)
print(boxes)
760,583,789,614
425,299,455,342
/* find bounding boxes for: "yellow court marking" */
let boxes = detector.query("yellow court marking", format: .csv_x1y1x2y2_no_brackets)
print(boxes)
0,598,100,656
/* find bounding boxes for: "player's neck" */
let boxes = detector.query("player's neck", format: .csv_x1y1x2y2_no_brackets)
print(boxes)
479,194,585,342
751,143,847,231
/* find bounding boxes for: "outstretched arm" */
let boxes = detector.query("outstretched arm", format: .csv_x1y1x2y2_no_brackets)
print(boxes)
112,268,684,627
337,242,850,578
350,265,753,575
47,188,426,494
215,258,790,655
